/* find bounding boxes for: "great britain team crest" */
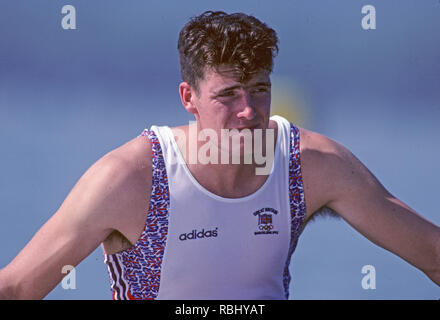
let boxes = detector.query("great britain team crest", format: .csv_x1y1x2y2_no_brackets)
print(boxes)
253,207,279,235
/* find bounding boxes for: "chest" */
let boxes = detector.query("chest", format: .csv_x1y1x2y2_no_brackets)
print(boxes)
156,196,292,299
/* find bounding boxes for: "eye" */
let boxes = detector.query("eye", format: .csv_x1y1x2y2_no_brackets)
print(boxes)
217,91,235,97
251,86,270,94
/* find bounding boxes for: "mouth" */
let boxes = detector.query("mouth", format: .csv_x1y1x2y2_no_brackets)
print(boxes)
234,124,260,131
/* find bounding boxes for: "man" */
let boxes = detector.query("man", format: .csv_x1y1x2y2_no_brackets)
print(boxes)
0,11,439,300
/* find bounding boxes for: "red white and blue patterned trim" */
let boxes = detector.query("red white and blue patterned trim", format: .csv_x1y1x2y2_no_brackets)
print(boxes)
104,128,170,300
283,123,307,299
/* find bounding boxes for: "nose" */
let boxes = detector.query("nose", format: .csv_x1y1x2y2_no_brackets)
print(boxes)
236,92,256,120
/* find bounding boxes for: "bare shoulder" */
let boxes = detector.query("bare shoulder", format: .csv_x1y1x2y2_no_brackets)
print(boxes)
298,127,344,157
0,135,154,298
91,135,152,192
298,126,356,223
298,126,390,223
298,126,357,179
298,128,440,283
65,134,153,230
91,135,153,254
110,134,153,174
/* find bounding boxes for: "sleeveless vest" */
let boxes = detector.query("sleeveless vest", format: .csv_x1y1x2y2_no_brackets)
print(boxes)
103,115,306,299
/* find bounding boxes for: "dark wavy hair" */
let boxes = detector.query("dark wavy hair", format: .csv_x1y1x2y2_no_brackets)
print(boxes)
177,11,279,93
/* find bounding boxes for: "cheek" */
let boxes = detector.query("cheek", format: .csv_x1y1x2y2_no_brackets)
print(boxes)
255,94,271,112
197,101,230,124
263,92,272,104
209,101,233,115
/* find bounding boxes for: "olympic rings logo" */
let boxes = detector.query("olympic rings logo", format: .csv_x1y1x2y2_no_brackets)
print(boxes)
258,224,274,231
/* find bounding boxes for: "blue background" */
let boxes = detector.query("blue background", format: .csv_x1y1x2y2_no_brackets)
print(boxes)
0,0,439,299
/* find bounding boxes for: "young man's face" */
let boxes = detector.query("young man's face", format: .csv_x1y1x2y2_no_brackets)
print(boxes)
191,65,272,135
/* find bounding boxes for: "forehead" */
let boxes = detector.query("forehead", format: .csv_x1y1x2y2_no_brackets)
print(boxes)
199,66,271,91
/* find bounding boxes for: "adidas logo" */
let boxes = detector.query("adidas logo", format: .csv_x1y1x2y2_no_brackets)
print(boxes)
179,227,219,241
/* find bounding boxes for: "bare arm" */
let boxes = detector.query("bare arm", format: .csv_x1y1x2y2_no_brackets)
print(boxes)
302,128,440,285
0,136,152,299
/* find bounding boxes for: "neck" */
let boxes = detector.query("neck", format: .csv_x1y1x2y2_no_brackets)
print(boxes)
171,120,278,198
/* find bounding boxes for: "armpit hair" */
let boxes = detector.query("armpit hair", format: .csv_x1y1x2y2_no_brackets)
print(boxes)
308,206,341,224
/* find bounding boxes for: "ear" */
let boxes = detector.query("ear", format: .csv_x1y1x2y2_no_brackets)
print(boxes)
179,82,198,115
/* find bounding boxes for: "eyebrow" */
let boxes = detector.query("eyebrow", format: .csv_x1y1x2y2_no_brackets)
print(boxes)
211,85,241,96
211,81,271,96
251,81,272,88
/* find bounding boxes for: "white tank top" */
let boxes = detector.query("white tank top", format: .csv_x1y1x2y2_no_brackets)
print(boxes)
103,115,306,300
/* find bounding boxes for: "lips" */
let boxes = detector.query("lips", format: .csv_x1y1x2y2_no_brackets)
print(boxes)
234,124,260,131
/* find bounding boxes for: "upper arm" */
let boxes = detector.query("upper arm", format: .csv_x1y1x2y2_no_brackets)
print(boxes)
0,135,152,299
302,128,440,276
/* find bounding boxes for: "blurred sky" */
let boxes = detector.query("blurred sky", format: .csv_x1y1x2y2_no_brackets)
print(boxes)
0,0,439,299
